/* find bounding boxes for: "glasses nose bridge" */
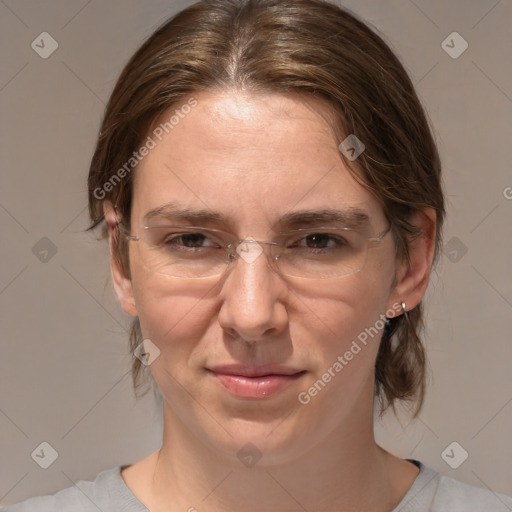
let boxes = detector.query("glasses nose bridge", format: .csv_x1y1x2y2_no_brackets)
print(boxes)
226,238,280,267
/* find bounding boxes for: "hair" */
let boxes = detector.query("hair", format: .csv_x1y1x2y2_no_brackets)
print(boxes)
87,0,445,417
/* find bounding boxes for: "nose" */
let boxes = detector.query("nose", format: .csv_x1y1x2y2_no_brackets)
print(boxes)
217,239,289,342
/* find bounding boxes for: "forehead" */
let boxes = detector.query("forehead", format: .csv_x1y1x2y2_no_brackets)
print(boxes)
131,90,383,230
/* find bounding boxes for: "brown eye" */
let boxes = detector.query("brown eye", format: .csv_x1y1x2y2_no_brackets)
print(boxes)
158,232,216,251
172,233,208,248
304,233,333,249
294,233,349,251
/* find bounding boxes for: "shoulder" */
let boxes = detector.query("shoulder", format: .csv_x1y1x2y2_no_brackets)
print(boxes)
395,460,512,512
1,466,148,512
433,471,512,511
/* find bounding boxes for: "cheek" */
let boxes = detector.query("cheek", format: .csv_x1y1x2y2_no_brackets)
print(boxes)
128,252,209,345
132,280,219,415
294,269,390,346
284,282,390,437
133,278,212,348
293,273,392,392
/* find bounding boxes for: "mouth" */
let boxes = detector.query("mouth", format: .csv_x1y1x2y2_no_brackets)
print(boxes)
206,364,307,399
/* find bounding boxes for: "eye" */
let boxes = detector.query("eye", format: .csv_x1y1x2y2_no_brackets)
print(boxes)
293,232,349,251
303,233,339,249
167,233,209,247
163,232,219,250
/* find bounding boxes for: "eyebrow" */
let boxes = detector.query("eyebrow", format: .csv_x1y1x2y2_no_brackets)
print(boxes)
143,201,371,231
143,201,229,226
274,208,371,231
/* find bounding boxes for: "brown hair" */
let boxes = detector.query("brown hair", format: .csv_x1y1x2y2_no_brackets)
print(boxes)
88,0,445,417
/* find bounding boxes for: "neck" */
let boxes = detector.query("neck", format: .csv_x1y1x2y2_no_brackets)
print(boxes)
141,392,409,512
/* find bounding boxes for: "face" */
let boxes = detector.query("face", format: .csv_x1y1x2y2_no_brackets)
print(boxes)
109,90,426,464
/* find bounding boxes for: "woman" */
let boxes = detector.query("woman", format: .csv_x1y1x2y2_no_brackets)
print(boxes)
4,0,511,510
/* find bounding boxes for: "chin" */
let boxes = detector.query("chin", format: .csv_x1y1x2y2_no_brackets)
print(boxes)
201,414,319,467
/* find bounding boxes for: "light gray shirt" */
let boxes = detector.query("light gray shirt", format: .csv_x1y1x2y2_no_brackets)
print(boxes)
2,460,511,511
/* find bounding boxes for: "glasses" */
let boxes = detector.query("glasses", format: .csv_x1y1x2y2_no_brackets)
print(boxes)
118,222,392,280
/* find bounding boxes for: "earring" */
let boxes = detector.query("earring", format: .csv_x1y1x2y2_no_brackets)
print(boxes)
401,301,407,313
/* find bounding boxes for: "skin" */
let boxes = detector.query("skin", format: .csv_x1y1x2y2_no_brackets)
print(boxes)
104,89,436,512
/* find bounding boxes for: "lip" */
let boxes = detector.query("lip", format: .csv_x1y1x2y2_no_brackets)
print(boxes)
207,364,306,399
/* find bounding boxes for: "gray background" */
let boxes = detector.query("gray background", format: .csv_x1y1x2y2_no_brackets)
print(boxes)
1,0,511,506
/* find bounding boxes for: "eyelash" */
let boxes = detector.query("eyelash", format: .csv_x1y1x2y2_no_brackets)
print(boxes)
160,232,350,252
163,233,217,249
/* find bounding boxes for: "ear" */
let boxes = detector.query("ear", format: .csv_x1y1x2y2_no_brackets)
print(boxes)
103,202,138,317
387,208,437,313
